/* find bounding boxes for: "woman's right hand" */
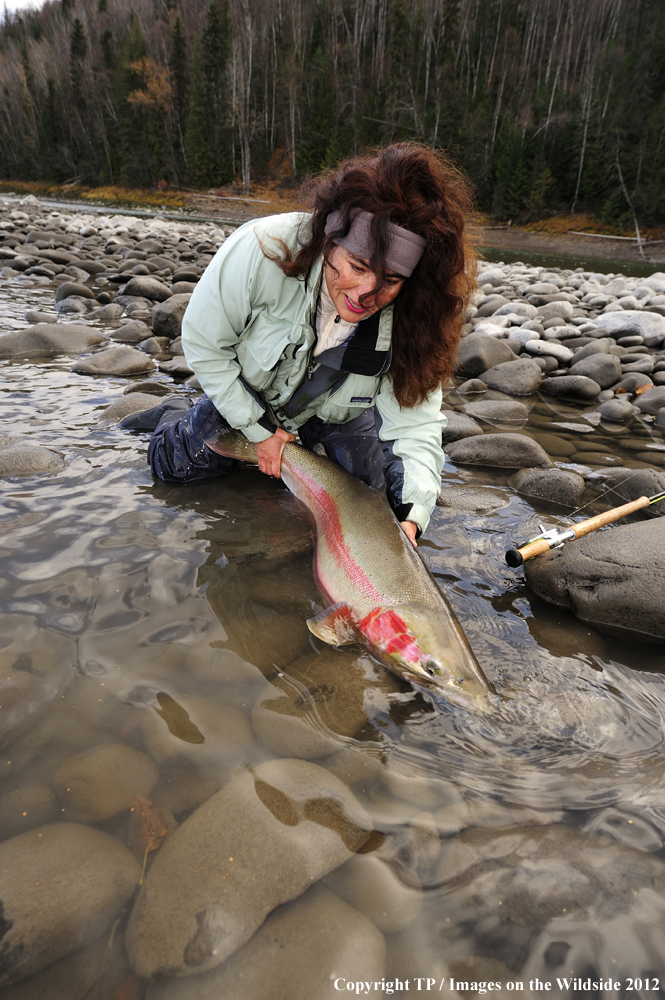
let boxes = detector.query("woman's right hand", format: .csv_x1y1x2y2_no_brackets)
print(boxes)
255,428,297,478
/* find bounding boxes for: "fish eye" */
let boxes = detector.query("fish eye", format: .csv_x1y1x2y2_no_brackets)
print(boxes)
423,661,439,677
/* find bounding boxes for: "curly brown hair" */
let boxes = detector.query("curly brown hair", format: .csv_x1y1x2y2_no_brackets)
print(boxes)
267,143,476,408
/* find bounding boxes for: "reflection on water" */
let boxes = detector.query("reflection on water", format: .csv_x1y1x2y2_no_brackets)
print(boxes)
480,244,661,279
1,274,665,997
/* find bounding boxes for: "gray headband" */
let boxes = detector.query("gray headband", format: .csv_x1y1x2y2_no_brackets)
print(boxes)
324,209,427,278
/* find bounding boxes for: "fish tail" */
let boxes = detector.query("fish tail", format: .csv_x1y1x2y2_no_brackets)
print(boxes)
204,428,258,463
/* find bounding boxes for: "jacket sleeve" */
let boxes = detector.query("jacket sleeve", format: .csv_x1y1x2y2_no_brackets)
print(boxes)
181,223,274,444
374,379,447,535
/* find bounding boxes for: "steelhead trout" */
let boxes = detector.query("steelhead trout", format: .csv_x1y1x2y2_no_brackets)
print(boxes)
207,430,492,712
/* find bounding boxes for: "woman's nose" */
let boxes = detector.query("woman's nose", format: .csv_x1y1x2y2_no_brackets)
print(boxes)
352,272,378,299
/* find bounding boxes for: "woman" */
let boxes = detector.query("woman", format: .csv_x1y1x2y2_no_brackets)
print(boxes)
144,143,475,545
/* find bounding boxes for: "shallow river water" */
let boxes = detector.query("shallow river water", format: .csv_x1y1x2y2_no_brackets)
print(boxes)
1,266,665,999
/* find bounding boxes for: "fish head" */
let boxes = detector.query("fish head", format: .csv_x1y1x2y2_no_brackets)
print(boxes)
357,604,492,712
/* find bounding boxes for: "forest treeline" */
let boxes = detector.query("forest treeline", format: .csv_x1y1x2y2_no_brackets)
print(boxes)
0,0,664,224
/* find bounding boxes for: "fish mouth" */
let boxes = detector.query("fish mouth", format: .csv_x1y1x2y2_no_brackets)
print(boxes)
395,663,494,713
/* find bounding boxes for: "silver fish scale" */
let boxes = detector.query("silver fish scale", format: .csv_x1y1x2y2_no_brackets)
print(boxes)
280,444,445,615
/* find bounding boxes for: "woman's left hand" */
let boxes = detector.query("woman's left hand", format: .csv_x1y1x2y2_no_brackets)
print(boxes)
400,521,418,548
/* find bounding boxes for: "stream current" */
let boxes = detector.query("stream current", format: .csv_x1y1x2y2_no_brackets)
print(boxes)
1,268,665,998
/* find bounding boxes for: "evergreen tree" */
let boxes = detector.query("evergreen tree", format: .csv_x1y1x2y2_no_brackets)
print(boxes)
69,17,87,106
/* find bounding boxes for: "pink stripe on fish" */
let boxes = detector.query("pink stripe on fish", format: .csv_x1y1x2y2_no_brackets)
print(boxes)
283,458,383,603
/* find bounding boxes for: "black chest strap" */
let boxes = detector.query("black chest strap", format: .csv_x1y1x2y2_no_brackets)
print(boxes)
278,311,389,420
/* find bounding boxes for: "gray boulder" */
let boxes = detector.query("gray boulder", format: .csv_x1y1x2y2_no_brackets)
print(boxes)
89,302,124,321
614,373,653,394
600,468,665,518
540,375,601,401
71,347,156,376
98,392,164,423
109,320,151,344
456,378,488,394
122,276,172,301
633,386,665,415
152,293,192,340
536,301,574,322
54,744,159,823
125,758,372,979
441,411,484,442
478,358,543,395
445,433,552,469
463,400,529,425
595,399,638,422
0,823,140,988
54,281,94,302
524,518,665,641
0,324,107,358
509,468,586,507
455,333,517,377
145,885,386,1000
596,310,665,347
568,354,623,389
571,338,613,362
158,357,193,377
524,340,573,364
123,380,173,396
0,444,64,477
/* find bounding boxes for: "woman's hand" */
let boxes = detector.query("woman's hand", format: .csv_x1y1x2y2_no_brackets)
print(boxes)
255,428,298,477
401,521,418,548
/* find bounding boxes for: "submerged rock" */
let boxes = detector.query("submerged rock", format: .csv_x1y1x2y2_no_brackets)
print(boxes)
0,932,130,1000
445,433,552,469
70,346,156,376
509,468,586,507
98,392,170,422
0,445,64,477
323,853,422,933
524,517,665,640
125,758,371,978
0,324,107,358
441,411,484,442
0,823,141,988
0,787,57,841
463,400,529,424
145,885,385,1000
54,744,159,823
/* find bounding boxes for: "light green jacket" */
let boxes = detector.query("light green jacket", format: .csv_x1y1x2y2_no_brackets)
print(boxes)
181,213,446,532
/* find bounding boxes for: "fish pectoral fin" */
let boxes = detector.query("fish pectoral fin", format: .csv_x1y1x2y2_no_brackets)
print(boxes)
306,603,360,646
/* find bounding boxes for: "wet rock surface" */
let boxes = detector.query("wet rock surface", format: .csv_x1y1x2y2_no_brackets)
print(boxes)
524,518,665,640
0,822,141,988
125,758,372,978
446,432,553,469
145,885,386,1000
53,744,159,822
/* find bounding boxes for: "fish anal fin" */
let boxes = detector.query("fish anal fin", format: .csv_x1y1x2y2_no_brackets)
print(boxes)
307,602,360,646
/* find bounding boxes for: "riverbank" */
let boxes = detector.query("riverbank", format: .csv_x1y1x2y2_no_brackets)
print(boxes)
477,226,665,266
2,179,663,267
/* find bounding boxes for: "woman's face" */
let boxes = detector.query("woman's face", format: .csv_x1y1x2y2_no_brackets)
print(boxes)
324,245,405,322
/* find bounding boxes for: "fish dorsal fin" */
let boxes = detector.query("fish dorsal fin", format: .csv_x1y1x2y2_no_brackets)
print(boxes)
306,603,360,646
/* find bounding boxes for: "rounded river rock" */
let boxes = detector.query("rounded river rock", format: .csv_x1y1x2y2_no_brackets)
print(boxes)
0,822,141,988
145,884,386,1000
445,433,552,469
524,517,665,640
125,757,372,979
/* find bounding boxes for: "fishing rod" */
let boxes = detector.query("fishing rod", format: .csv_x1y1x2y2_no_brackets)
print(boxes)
505,491,665,567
